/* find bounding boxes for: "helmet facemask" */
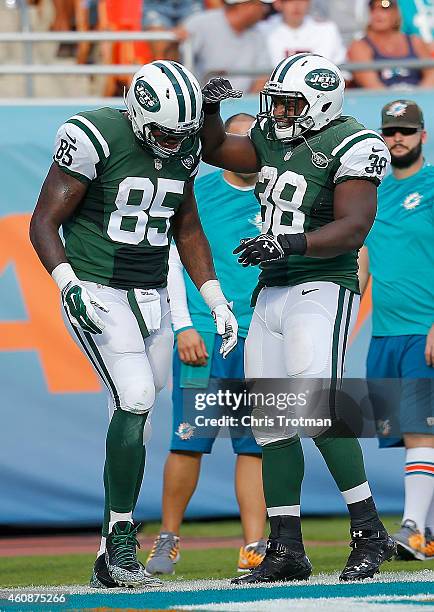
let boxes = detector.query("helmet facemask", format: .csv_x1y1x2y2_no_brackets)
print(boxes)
128,99,203,159
258,88,314,141
143,118,203,159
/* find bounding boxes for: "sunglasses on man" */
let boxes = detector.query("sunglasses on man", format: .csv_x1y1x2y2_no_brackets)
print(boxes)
381,127,421,137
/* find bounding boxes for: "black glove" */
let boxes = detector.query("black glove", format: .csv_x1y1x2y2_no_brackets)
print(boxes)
233,233,307,267
202,78,243,113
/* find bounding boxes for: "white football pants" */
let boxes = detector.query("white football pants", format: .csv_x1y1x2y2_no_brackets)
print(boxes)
245,281,359,379
62,282,173,422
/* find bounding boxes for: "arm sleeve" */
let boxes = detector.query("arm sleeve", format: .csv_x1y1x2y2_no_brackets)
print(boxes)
333,136,391,186
168,244,194,332
53,121,101,184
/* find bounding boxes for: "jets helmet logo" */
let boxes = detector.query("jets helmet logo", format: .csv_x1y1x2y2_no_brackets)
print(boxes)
305,69,340,91
134,79,161,112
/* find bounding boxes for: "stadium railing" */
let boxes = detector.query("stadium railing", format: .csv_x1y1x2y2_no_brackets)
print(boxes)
1,30,434,98
0,31,193,97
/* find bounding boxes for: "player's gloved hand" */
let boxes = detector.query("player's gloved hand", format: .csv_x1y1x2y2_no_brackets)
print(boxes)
234,234,285,267
212,303,238,358
202,78,243,110
234,233,307,267
52,262,109,334
199,280,238,358
62,281,109,334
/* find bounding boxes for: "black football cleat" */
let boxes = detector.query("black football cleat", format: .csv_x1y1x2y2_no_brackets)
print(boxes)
231,540,312,585
90,553,119,588
339,528,396,581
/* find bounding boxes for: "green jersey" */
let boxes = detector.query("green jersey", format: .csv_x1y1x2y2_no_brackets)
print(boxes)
249,115,390,294
53,107,201,289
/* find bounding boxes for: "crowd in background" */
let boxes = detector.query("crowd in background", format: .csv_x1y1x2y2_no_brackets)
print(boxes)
5,0,434,95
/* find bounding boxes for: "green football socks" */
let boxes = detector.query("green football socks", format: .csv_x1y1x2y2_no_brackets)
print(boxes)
262,436,304,509
102,442,146,537
314,435,367,492
105,409,148,514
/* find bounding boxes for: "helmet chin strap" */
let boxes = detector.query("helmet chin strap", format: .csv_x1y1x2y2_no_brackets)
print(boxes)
275,115,315,141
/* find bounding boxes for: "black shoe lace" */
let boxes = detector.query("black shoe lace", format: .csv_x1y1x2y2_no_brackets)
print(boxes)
111,527,141,568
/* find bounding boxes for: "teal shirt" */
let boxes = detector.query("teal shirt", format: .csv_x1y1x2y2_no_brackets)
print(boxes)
399,0,434,42
184,170,260,337
365,164,434,336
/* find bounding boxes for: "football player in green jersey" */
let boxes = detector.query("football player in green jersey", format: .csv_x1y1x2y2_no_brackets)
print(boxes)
200,53,396,583
29,60,238,589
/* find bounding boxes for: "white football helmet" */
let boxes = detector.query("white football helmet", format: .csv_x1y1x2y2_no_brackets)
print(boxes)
125,60,203,158
259,53,345,141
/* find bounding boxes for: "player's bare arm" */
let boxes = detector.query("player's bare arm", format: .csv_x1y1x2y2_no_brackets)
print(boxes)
234,180,377,267
172,180,238,358
306,179,377,257
30,162,108,335
29,162,87,273
171,180,217,289
200,78,260,173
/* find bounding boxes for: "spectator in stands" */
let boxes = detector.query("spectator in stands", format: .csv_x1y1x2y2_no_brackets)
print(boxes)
74,0,99,65
398,0,434,55
145,114,266,578
348,0,434,89
311,0,368,46
143,1,203,61
261,0,346,68
143,1,222,61
51,0,76,58
99,0,153,96
175,0,273,93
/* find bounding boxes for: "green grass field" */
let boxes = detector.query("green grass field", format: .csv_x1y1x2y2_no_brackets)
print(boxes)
2,517,433,588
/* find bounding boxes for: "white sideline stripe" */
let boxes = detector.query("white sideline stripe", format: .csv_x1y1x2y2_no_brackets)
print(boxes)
2,571,433,596
341,481,372,505
70,114,110,157
331,130,381,156
267,505,300,517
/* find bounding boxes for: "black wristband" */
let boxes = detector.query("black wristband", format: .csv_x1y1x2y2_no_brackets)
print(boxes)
278,233,307,256
203,101,221,115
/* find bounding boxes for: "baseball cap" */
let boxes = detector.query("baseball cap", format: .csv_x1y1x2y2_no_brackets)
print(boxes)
381,100,424,129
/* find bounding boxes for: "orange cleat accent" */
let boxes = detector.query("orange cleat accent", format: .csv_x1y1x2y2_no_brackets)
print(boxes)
237,540,267,572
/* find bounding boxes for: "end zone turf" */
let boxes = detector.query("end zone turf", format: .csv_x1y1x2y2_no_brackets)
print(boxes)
1,571,433,611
